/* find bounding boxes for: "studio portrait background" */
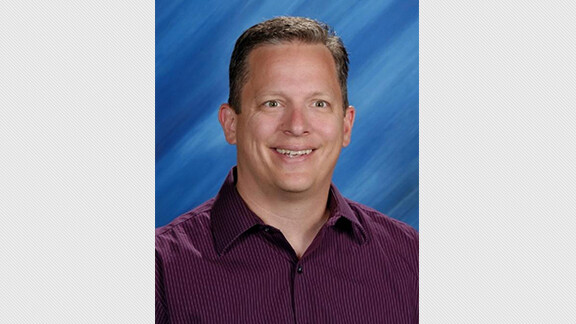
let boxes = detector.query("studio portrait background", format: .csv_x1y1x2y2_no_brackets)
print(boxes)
156,0,419,230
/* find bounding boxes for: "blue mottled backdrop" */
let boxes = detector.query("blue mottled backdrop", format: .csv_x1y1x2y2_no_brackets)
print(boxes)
156,0,419,230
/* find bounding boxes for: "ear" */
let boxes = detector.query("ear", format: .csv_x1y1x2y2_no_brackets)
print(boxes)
342,106,355,147
218,103,238,145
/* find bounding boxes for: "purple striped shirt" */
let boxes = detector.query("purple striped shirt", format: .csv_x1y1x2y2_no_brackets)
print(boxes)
156,168,418,323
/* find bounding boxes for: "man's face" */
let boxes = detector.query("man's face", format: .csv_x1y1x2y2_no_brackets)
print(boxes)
220,42,355,196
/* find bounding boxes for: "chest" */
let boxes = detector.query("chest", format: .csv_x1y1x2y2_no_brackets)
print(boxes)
163,235,417,323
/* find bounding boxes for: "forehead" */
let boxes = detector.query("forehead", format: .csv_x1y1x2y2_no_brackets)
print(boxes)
244,42,339,89
249,42,335,70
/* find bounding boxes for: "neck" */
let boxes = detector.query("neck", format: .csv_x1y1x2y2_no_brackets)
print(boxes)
236,178,331,259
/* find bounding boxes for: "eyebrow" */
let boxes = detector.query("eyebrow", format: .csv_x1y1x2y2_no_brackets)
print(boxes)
254,90,334,98
308,91,333,98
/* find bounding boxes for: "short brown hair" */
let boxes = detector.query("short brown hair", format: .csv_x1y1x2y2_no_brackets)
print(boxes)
228,16,350,113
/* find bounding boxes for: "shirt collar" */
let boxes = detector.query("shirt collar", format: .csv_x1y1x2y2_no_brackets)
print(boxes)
211,167,367,256
325,184,368,245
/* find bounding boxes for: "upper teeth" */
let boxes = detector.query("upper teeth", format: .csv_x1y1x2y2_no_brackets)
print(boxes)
276,148,313,157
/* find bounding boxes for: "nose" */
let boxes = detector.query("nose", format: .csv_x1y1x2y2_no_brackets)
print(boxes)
282,106,310,136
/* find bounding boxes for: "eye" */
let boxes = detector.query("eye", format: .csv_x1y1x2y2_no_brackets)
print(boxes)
313,100,328,108
264,100,280,108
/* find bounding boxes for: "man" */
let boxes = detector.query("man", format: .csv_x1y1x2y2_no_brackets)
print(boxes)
156,16,418,323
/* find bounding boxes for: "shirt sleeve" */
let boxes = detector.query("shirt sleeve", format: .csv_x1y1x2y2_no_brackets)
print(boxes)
156,248,169,324
413,229,419,323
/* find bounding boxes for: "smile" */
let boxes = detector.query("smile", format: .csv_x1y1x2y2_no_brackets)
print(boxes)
275,148,313,158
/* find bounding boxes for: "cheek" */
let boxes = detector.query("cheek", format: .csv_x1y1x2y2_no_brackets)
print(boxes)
313,117,344,140
243,115,278,141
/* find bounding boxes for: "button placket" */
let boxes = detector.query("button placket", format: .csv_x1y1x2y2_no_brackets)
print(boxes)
292,261,307,323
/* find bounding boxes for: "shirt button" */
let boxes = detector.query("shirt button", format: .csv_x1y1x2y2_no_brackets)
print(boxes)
297,265,303,273
263,227,270,232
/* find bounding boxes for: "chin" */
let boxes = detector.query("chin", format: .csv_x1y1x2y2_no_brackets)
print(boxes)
275,178,314,194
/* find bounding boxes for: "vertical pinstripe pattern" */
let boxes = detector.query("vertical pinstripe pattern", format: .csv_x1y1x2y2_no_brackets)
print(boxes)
156,168,418,323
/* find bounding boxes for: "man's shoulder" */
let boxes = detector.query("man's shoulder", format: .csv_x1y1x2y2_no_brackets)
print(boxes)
345,198,418,250
155,198,215,245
